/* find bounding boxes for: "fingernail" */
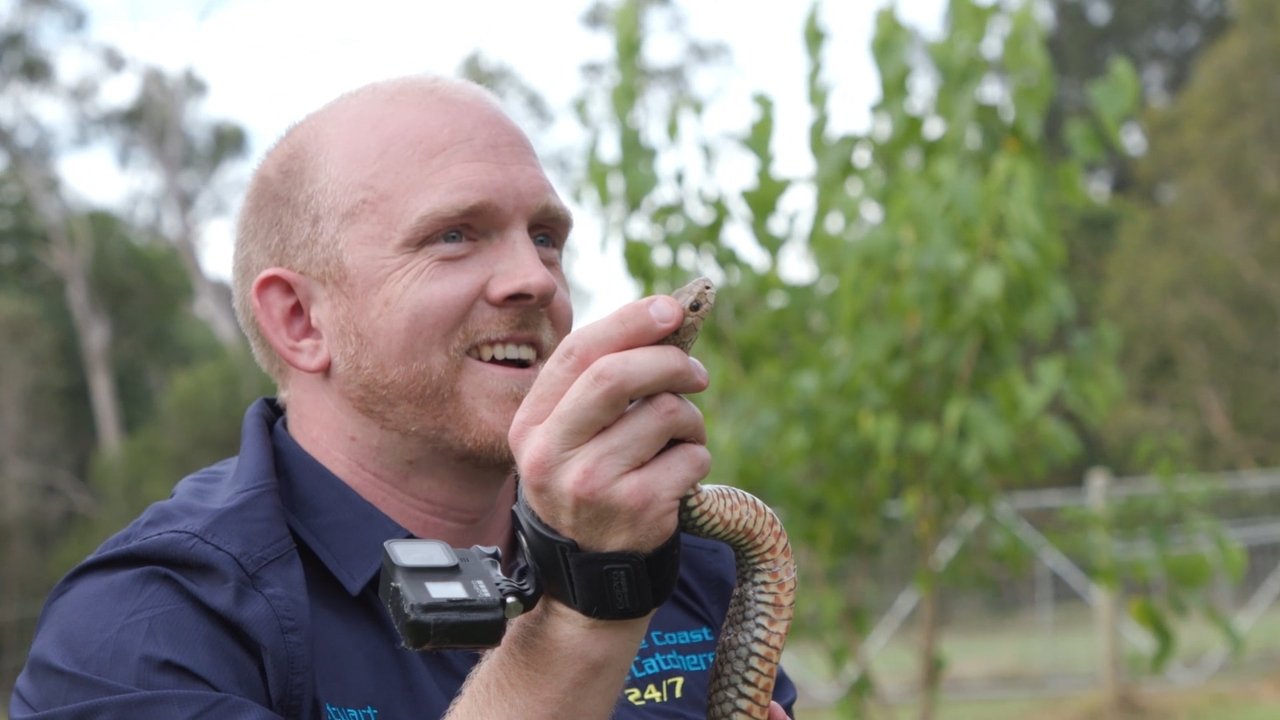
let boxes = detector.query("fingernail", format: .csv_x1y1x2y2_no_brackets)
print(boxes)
689,356,708,381
649,297,678,324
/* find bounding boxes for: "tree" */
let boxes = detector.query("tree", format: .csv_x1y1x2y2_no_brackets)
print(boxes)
0,0,126,454
106,67,247,348
1042,0,1236,474
1047,0,1230,127
574,1,1127,716
0,2,264,692
0,291,93,696
1041,1,1231,471
1101,0,1280,471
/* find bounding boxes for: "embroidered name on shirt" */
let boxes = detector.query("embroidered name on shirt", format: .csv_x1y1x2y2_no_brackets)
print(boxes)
324,702,380,719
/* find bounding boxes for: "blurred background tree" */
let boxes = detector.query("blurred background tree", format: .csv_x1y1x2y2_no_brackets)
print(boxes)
0,0,267,695
573,1,1132,715
1100,0,1279,473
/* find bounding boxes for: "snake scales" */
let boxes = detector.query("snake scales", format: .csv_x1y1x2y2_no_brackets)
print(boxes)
660,277,797,720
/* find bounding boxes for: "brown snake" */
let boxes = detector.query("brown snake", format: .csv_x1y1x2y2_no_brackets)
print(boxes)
660,277,797,720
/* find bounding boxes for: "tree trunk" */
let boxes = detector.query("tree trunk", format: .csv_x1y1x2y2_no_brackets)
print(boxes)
916,544,942,720
58,234,125,454
161,151,243,347
0,132,126,455
153,88,244,349
172,208,242,346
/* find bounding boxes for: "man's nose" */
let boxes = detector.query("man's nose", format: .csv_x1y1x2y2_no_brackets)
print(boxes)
486,233,560,308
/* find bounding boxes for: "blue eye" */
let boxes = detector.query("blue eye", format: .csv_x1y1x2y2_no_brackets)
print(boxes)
532,232,555,248
441,229,466,244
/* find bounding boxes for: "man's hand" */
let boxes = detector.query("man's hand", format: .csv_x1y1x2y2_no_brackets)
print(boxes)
509,295,711,553
769,701,792,720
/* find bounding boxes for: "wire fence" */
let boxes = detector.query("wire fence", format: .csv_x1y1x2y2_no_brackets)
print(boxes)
789,468,1280,708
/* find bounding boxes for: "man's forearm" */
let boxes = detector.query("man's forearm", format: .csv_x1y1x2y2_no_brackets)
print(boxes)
442,600,647,719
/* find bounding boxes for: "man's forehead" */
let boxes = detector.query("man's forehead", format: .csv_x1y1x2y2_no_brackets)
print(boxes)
308,79,522,162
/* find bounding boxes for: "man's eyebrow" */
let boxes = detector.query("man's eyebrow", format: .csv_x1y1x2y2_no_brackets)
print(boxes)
530,197,574,235
399,198,574,243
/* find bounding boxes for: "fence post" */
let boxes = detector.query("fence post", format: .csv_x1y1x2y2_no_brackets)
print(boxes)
1086,466,1125,708
1035,559,1054,673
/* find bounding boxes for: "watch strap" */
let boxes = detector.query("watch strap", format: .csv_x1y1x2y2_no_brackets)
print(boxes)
512,488,681,620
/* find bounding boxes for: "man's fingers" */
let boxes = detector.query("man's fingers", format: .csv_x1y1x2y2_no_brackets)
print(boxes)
547,436,711,553
513,296,685,433
588,444,711,551
578,392,708,479
514,390,708,553
768,701,792,720
537,346,707,449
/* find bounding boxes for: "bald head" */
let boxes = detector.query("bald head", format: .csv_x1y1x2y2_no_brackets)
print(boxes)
232,75,517,389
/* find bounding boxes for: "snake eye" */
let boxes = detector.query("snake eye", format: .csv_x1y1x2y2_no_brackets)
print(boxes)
689,300,702,312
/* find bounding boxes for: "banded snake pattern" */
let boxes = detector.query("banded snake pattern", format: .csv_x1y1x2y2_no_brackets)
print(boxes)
660,277,797,720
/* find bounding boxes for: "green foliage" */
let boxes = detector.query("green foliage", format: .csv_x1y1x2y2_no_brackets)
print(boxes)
54,350,271,576
1046,0,1230,148
86,211,224,428
1100,0,1280,471
1043,0,1236,475
0,200,267,580
576,0,1129,711
0,1,269,699
0,181,98,468
1052,467,1250,679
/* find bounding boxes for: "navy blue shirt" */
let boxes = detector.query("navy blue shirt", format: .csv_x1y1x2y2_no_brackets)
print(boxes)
11,399,797,718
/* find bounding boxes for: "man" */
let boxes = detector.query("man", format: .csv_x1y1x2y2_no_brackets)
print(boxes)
11,75,796,718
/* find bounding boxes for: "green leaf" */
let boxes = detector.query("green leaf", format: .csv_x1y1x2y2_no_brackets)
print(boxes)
906,421,939,454
1204,605,1244,659
1063,117,1105,165
1086,56,1140,145
970,263,1004,302
1164,551,1213,589
1214,535,1248,582
623,239,655,286
1004,4,1053,142
1129,597,1175,672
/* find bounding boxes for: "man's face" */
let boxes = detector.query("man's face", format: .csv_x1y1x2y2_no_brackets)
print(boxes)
320,90,574,468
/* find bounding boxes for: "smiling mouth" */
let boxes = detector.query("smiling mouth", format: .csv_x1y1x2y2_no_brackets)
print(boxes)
467,342,538,369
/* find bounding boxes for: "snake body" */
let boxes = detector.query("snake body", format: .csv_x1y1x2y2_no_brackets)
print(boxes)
661,277,797,720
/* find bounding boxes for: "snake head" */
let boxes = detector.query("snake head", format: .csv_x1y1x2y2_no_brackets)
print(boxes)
661,277,716,354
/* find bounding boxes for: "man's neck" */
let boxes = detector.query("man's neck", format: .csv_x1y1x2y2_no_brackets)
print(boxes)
284,394,517,554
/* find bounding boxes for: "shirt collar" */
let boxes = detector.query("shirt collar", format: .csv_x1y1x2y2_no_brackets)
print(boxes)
270,408,410,596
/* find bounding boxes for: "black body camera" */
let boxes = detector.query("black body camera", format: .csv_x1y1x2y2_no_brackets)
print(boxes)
379,539,540,650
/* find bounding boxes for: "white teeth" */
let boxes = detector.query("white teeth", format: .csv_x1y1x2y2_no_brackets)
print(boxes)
469,342,537,365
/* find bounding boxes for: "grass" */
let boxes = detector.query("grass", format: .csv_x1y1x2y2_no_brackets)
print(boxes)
789,601,1280,719
796,672,1280,719
865,603,1280,692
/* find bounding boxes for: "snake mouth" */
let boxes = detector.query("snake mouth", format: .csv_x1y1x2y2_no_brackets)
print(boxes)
466,341,538,369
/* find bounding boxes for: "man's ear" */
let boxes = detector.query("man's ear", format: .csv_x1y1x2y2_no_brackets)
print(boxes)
251,268,333,374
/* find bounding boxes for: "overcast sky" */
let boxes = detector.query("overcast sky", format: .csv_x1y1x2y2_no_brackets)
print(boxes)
76,0,945,321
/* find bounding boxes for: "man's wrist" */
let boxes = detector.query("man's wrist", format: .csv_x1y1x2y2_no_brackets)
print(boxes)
512,489,682,620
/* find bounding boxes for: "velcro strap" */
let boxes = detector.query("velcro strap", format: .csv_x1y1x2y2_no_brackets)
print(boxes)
512,489,681,620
